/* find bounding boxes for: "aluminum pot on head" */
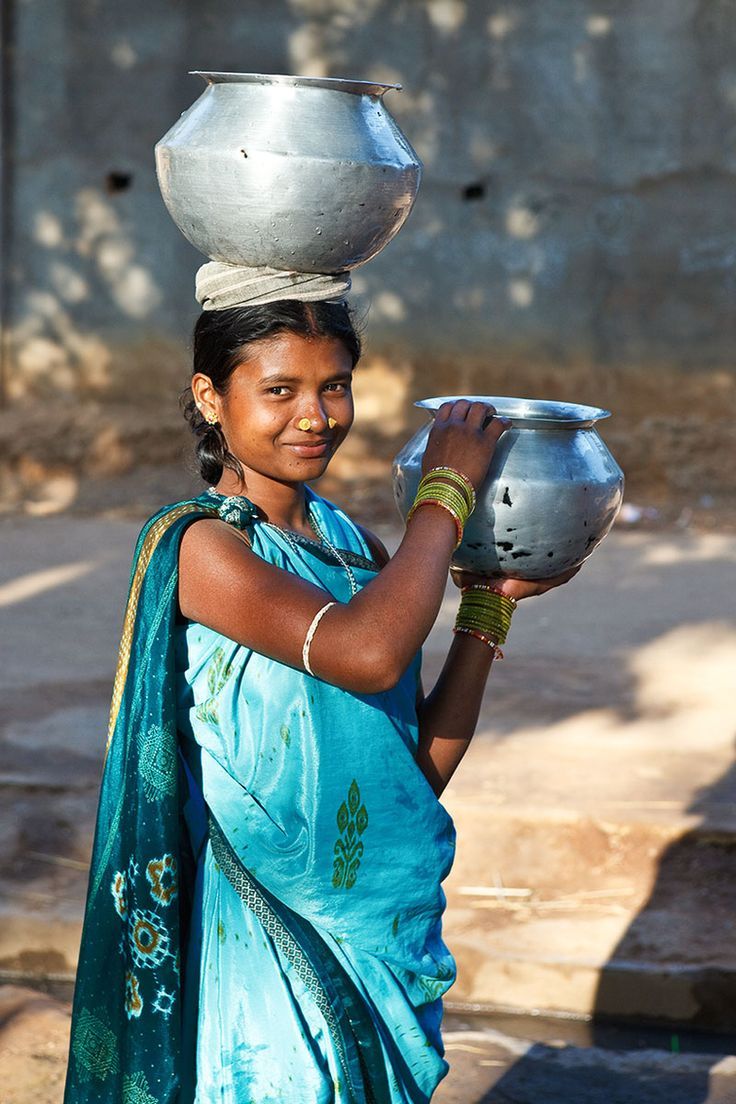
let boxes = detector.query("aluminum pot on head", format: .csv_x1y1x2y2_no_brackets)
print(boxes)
392,396,625,580
154,72,422,272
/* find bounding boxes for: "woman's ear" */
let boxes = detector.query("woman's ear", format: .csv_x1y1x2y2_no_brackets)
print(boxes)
191,373,216,417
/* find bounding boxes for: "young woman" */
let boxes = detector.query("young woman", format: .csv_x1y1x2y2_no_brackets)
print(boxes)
64,297,577,1104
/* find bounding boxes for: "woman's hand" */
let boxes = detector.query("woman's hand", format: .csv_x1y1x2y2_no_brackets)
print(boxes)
449,563,582,600
421,400,511,492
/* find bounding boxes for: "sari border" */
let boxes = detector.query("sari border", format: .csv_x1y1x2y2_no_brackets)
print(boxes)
104,502,219,759
207,810,392,1104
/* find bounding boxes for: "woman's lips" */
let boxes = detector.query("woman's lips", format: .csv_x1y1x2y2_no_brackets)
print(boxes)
284,440,332,458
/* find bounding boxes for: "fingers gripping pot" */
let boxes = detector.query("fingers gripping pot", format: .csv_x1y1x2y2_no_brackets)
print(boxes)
392,397,625,581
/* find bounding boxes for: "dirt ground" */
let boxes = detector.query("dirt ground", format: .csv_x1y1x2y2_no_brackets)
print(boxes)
0,452,732,1099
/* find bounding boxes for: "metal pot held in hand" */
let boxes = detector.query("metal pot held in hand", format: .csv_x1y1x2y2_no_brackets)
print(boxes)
155,72,422,271
392,396,625,580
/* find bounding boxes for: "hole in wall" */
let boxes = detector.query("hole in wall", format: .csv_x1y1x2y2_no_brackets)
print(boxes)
105,171,133,194
462,182,486,201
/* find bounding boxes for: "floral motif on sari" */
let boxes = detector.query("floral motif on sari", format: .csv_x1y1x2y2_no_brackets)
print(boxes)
129,908,171,969
332,778,369,890
146,853,178,906
124,971,143,1019
110,870,127,919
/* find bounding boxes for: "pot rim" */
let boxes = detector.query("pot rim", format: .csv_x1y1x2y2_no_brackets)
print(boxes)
415,395,612,428
190,71,402,98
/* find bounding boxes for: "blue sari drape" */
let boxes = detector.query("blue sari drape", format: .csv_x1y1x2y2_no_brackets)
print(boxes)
63,487,457,1104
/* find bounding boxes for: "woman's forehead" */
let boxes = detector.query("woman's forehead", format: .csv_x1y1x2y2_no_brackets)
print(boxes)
235,331,354,377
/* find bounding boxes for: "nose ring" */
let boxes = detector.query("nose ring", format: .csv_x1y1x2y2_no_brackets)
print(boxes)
298,417,338,431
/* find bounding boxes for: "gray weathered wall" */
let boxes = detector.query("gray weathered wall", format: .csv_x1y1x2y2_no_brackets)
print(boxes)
1,1,735,506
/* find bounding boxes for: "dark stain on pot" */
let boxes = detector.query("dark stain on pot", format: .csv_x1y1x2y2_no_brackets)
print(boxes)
502,488,513,506
511,550,532,559
506,527,517,532
495,541,514,551
585,535,597,548
547,551,554,557
467,542,483,549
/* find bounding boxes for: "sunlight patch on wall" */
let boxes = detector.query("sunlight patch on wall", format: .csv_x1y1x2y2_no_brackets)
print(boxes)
427,0,466,35
586,15,612,37
507,278,534,308
487,12,517,39
111,40,137,69
506,206,540,240
33,211,65,249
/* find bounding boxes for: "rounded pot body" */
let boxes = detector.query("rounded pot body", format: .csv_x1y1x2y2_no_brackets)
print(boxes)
154,72,422,271
392,396,625,580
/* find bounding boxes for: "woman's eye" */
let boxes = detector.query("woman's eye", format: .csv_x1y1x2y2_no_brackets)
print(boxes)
324,382,349,392
267,386,289,395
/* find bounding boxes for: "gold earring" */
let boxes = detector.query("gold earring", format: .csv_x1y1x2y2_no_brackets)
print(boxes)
328,417,337,429
205,411,218,426
297,417,313,431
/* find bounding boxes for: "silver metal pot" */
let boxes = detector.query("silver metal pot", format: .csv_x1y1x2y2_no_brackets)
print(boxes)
392,396,625,580
154,72,422,271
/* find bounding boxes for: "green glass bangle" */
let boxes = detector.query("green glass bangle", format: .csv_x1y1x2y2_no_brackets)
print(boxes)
413,479,470,520
423,467,476,513
408,484,470,529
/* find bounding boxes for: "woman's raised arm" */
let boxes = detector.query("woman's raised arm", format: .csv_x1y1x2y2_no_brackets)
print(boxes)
178,400,508,695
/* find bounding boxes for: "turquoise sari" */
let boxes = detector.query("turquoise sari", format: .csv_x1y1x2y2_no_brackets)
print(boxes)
63,485,457,1104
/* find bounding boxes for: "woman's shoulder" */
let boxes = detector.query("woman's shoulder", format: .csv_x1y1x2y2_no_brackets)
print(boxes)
138,491,256,542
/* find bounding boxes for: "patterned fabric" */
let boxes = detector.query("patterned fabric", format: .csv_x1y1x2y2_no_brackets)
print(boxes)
64,486,457,1104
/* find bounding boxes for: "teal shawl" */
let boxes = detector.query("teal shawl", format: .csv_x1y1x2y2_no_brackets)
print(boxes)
63,490,456,1104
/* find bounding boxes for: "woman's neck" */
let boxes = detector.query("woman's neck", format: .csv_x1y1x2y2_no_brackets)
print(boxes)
211,469,311,532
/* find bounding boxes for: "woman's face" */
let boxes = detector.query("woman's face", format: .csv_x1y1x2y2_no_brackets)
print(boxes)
193,330,355,486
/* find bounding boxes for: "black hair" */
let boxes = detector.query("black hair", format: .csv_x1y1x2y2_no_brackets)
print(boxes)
181,299,362,485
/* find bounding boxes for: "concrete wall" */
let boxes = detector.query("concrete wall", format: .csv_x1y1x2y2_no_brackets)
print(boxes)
2,1,735,506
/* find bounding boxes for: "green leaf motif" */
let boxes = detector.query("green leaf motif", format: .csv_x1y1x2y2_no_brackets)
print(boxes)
331,779,368,890
207,647,235,696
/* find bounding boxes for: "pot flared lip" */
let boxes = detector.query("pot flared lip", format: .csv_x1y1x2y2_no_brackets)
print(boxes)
190,71,402,98
415,395,612,428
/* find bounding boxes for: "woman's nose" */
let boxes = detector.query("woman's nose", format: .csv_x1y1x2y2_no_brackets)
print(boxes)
297,401,329,430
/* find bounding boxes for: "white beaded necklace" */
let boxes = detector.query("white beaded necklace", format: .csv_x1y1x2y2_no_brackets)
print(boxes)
272,507,360,599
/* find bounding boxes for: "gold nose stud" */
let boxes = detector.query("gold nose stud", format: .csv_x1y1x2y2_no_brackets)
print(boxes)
297,416,338,431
